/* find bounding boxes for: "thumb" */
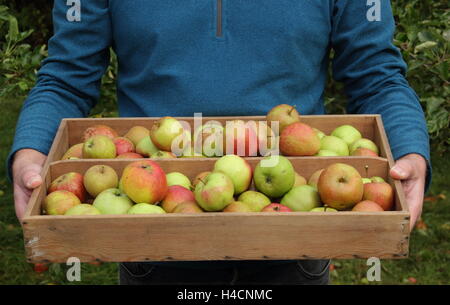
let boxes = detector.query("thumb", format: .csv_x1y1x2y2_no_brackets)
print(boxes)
390,159,414,180
21,167,43,189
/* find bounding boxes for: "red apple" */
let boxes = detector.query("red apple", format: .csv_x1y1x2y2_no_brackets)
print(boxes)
280,122,320,156
363,182,394,211
223,120,258,157
48,172,86,202
82,125,118,142
261,203,292,212
120,160,168,204
43,190,81,215
113,137,135,155
317,163,364,210
33,263,49,273
161,185,196,213
351,147,379,157
352,200,384,212
192,171,211,189
61,143,83,160
116,152,144,159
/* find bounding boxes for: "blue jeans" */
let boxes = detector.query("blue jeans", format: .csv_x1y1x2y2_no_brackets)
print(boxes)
119,260,330,285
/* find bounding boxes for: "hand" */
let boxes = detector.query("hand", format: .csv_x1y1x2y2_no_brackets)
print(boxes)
12,149,47,221
390,153,427,231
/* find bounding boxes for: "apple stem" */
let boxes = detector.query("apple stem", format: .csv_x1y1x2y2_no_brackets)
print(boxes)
288,105,297,115
364,165,369,177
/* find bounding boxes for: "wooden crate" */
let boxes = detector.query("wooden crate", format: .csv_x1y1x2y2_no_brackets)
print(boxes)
22,115,409,263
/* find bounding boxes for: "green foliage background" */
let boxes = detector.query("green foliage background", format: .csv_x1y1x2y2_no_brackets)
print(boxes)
0,0,449,285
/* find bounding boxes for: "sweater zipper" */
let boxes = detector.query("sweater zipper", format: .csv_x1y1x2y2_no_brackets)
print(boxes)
216,0,223,37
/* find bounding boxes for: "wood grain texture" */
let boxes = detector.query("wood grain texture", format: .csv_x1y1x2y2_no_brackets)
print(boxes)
23,212,409,263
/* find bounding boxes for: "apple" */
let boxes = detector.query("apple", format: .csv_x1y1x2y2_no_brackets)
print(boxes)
266,104,300,133
161,185,196,213
124,126,150,146
370,176,385,183
362,178,372,184
83,135,117,159
151,151,177,159
317,163,364,210
280,122,320,156
82,125,118,142
65,204,101,215
255,121,278,157
237,191,271,212
172,202,204,213
223,201,253,213
113,137,135,155
120,160,168,204
313,128,326,140
194,172,234,211
93,188,133,214
349,138,379,155
254,155,295,198
281,185,321,211
351,147,379,157
261,203,292,212
61,143,83,160
48,172,86,202
43,190,81,215
316,150,340,157
116,152,144,159
128,203,166,214
308,169,324,189
192,171,211,189
320,136,349,156
166,172,192,190
223,120,258,157
150,116,184,152
294,172,307,187
362,182,394,211
83,165,119,197
193,121,224,157
352,200,384,212
214,154,252,195
331,125,362,146
136,136,159,157
310,206,338,212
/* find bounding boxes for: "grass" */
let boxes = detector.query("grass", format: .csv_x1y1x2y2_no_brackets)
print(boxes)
0,95,449,285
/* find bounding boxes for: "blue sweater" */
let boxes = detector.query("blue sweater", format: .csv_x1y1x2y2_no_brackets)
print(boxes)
8,1,430,266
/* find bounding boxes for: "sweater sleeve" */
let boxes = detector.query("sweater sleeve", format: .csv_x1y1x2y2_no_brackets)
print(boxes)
331,0,431,189
7,0,112,180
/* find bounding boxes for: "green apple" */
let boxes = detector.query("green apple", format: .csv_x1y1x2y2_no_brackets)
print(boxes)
331,125,362,146
82,135,116,159
43,190,81,215
83,165,119,197
193,121,224,157
124,126,150,146
254,155,295,198
93,188,133,215
223,201,253,212
281,185,321,211
320,136,349,156
349,138,379,155
313,128,326,140
310,206,338,212
150,116,184,152
362,178,372,184
237,191,271,212
194,172,234,211
308,169,324,189
213,154,252,195
316,150,340,157
127,203,166,214
266,104,300,133
65,204,101,215
293,172,307,187
166,172,192,190
370,176,385,183
136,136,159,157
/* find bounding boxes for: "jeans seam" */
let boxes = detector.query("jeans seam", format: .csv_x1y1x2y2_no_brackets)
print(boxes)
121,263,156,279
296,260,331,279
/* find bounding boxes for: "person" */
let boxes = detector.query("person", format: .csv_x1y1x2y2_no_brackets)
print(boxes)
9,1,430,285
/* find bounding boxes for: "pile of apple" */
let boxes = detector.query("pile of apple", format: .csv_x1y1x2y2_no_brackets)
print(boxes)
43,154,394,216
61,104,380,160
